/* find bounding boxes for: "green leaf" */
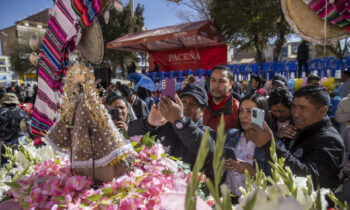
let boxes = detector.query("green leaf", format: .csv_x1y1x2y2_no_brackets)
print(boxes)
102,187,113,195
87,194,102,202
161,153,167,158
149,154,157,160
55,157,61,165
169,156,179,161
54,196,65,202
4,181,21,188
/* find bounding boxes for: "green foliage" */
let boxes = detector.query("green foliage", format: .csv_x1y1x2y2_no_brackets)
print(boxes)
99,3,145,75
185,128,210,210
211,0,292,63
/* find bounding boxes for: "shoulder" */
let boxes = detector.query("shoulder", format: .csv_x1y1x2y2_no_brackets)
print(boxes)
226,129,241,145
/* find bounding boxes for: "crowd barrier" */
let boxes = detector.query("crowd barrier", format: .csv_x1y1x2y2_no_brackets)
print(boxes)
146,56,350,83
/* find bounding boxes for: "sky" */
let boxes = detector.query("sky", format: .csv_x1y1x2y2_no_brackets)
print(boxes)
0,0,186,55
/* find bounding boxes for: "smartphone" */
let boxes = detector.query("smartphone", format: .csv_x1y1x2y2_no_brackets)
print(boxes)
161,78,176,101
223,147,237,160
109,108,120,121
251,107,265,129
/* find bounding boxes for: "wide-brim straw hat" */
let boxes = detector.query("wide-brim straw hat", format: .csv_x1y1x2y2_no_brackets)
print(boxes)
281,0,350,44
1,93,20,105
77,20,104,64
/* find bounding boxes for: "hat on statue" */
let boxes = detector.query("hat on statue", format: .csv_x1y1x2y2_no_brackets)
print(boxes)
281,0,350,44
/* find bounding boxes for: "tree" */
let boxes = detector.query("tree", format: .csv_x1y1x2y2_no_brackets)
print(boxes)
170,0,212,22
211,0,292,63
98,3,145,76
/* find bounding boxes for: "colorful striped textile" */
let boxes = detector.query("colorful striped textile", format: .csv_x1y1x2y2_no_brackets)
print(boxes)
31,0,104,137
307,0,350,32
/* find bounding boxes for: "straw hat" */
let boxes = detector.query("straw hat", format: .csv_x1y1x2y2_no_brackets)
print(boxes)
1,93,19,105
77,20,104,64
281,0,350,44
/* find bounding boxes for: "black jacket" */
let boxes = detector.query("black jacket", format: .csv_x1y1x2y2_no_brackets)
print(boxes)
131,96,149,119
128,117,215,168
263,116,345,190
297,41,309,60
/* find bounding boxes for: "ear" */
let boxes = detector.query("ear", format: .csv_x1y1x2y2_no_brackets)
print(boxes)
320,106,328,116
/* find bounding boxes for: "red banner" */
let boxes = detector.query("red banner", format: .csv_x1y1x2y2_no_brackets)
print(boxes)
149,45,227,72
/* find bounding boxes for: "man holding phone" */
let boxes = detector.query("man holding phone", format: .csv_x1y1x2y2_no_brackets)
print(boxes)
204,65,239,132
128,84,215,168
246,86,345,190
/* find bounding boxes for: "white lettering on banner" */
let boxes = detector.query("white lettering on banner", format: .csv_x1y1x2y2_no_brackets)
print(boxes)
168,51,201,62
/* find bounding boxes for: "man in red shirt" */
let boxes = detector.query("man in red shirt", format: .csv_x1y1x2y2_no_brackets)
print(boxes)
203,65,240,132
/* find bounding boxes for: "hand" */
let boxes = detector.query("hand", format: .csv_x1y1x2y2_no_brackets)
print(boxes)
224,158,256,176
147,104,168,127
159,94,184,123
277,124,297,139
114,120,128,131
245,121,273,147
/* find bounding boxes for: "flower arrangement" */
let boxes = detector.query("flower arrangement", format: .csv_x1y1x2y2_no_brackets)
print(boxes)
2,133,193,209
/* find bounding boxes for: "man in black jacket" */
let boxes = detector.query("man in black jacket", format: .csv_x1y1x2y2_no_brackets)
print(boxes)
247,86,345,190
297,40,310,78
128,84,215,168
268,88,295,145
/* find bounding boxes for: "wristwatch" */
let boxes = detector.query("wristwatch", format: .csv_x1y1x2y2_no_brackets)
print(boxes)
174,117,188,130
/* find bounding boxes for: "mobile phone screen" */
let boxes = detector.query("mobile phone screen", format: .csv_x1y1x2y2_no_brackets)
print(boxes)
161,79,176,101
251,108,264,129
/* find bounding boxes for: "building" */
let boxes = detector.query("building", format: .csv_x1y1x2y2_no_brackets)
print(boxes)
0,56,12,86
0,9,51,84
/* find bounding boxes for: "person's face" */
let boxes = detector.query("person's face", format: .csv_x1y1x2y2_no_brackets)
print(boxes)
110,99,129,122
251,78,259,89
181,95,202,123
291,97,327,130
270,103,291,122
307,80,321,86
239,100,257,131
209,69,233,101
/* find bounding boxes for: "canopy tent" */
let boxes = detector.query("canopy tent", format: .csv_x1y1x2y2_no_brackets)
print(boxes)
106,20,224,52
106,20,227,72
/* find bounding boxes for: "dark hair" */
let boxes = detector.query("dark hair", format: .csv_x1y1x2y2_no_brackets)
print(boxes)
137,87,150,101
343,70,350,77
238,94,272,130
211,65,234,82
250,74,265,89
307,75,321,84
108,95,129,107
293,86,330,108
268,88,293,108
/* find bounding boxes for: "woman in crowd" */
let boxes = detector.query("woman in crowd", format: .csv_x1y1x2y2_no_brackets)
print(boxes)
223,94,272,203
250,74,267,96
108,95,136,135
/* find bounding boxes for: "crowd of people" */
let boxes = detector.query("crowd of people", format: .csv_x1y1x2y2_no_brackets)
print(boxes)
1,67,350,206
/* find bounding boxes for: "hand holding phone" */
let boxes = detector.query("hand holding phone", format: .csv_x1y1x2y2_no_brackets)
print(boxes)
251,108,265,129
161,79,176,101
223,147,237,160
109,108,120,122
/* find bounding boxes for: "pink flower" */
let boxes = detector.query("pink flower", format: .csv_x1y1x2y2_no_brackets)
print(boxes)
129,135,143,143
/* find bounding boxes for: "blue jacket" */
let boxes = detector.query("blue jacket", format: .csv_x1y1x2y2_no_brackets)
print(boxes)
225,128,272,176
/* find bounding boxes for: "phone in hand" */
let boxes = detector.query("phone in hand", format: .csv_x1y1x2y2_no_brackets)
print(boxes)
223,147,237,160
161,78,176,101
251,107,265,129
109,108,120,121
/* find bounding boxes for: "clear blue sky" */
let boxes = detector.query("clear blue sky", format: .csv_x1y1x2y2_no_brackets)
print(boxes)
0,0,184,54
